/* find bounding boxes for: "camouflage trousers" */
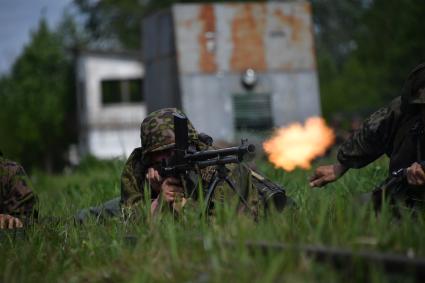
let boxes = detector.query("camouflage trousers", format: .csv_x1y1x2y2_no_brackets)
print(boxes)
75,197,121,223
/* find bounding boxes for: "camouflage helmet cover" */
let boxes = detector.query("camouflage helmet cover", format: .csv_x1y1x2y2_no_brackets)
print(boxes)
140,108,199,155
402,62,425,105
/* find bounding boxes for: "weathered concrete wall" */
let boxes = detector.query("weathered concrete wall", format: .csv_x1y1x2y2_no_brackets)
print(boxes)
269,72,320,126
180,74,235,139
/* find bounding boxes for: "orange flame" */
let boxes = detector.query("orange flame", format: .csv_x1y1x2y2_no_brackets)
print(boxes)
263,117,335,171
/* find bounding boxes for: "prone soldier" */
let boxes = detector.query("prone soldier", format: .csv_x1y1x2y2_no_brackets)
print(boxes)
77,108,289,221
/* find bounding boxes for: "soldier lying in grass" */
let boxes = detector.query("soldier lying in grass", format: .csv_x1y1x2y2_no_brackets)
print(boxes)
310,62,425,213
77,108,289,222
0,152,37,229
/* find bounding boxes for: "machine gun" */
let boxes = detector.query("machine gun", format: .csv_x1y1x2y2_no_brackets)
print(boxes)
156,113,256,214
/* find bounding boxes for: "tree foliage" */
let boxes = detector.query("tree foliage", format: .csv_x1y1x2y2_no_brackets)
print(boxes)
0,19,76,171
319,0,425,117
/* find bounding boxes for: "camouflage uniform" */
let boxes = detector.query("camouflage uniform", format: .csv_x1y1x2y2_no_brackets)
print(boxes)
337,62,425,209
0,155,38,222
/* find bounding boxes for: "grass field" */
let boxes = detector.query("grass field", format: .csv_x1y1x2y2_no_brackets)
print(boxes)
1,155,424,283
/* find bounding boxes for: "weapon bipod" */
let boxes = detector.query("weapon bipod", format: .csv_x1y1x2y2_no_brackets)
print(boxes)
203,163,253,217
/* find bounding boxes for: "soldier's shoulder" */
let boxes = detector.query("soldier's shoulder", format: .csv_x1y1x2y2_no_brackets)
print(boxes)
127,147,143,161
366,96,402,124
0,157,25,175
122,147,144,175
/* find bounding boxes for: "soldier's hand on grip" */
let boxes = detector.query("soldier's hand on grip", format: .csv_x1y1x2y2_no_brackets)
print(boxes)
160,177,184,203
146,169,184,201
406,162,425,186
146,167,163,193
0,214,23,229
309,163,348,188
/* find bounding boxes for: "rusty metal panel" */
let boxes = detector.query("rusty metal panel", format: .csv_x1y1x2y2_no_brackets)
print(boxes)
180,71,320,142
173,2,316,75
180,75,235,141
264,2,316,71
220,3,268,72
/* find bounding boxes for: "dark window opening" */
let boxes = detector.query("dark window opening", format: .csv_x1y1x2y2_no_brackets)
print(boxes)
101,78,143,105
129,79,143,103
233,93,273,131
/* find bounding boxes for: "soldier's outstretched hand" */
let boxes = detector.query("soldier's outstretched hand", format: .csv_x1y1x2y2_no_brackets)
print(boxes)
0,214,23,229
406,162,425,186
309,163,348,188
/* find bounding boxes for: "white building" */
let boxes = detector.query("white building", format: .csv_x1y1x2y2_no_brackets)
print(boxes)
76,50,146,159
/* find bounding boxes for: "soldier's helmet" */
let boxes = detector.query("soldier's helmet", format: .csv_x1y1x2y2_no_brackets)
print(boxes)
140,108,199,155
402,62,425,105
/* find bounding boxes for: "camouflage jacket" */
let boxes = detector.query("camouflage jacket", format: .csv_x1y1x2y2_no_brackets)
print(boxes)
337,97,425,173
120,147,286,217
0,157,37,219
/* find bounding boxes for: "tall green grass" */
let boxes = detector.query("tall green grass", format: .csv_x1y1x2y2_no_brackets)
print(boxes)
0,156,422,282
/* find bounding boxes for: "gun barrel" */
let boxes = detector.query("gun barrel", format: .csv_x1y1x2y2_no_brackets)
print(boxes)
187,144,255,161
196,156,240,168
160,156,244,177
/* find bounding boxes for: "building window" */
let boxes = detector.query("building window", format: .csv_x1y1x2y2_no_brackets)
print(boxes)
233,93,273,131
101,78,143,105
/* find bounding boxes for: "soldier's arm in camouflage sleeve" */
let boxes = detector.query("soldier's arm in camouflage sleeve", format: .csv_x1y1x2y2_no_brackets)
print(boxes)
0,159,38,222
310,99,402,188
337,97,402,169
120,148,145,207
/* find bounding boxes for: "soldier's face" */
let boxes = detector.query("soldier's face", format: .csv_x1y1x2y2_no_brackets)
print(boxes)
148,149,174,163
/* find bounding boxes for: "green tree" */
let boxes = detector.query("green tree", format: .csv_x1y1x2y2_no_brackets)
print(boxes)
320,0,425,117
0,19,75,171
